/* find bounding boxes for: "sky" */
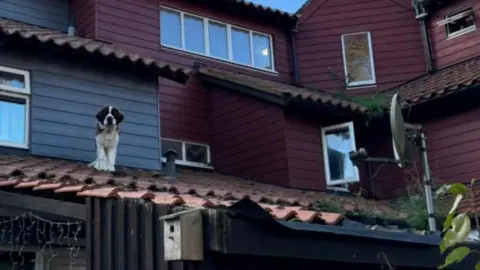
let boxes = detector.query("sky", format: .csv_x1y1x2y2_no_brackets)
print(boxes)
247,0,308,13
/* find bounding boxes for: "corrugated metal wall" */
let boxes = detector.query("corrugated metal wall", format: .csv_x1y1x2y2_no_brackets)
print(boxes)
85,198,182,270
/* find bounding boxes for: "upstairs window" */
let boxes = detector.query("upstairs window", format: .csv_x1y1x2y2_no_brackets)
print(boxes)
161,138,212,168
437,8,476,39
321,122,359,186
341,32,376,87
0,65,30,149
160,7,275,72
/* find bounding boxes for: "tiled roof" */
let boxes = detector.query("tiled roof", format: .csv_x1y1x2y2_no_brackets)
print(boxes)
0,155,397,225
0,18,191,83
206,0,297,21
393,56,480,106
198,67,368,114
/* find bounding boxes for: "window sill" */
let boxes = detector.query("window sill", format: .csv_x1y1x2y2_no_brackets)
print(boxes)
346,84,377,90
161,45,279,76
447,26,476,40
160,157,214,170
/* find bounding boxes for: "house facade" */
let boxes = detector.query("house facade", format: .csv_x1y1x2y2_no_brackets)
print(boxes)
0,0,477,199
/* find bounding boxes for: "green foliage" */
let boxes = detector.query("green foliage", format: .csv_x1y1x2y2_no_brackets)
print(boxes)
437,182,478,269
390,193,449,231
331,92,389,117
439,246,471,269
312,200,344,214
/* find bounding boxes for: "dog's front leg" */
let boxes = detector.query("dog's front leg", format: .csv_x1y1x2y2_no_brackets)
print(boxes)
107,145,117,172
89,140,108,171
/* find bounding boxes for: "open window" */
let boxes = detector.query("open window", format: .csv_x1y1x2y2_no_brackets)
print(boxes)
321,122,359,186
437,7,476,38
161,138,212,168
0,65,30,149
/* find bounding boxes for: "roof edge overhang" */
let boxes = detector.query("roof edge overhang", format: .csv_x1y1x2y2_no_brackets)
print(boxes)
0,28,191,85
164,198,478,269
199,73,370,118
199,73,286,106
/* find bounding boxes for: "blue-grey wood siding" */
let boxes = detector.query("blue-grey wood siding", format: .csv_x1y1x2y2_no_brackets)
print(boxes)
0,0,68,31
0,51,161,170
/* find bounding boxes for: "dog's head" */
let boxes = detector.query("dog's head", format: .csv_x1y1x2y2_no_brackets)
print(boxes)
96,105,124,127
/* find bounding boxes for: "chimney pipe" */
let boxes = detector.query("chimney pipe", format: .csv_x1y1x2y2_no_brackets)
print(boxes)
163,149,178,179
68,14,76,37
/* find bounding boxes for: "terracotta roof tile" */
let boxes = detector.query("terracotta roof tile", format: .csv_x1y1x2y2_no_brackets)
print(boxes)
0,18,191,83
0,155,399,225
203,0,297,21
198,67,368,114
391,56,480,106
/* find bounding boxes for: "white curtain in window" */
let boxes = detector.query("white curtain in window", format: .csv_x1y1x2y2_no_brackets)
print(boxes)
0,101,25,144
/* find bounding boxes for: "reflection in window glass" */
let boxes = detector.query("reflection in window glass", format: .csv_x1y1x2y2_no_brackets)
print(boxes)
160,10,182,48
342,32,374,85
231,28,251,65
0,71,25,89
161,140,183,160
184,15,205,54
325,128,356,182
185,143,208,163
208,22,228,59
0,97,26,145
252,34,272,69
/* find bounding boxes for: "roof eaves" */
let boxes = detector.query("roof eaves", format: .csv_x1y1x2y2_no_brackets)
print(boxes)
0,18,191,84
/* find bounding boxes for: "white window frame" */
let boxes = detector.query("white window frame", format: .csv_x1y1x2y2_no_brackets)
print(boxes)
341,31,376,87
159,6,276,73
160,138,212,169
0,65,30,149
321,121,360,186
437,8,476,39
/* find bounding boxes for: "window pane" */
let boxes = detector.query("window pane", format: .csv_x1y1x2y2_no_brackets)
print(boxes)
325,128,356,182
0,70,25,89
231,28,251,65
0,97,26,145
160,10,182,48
184,15,205,54
342,33,374,84
161,140,183,160
208,22,228,59
252,34,272,70
185,143,208,163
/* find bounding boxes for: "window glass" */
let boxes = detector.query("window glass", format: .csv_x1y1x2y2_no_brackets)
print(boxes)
160,10,182,48
161,140,183,160
252,33,272,70
325,127,356,182
208,22,228,59
185,143,208,163
184,15,205,54
0,97,26,145
0,70,25,90
342,32,375,85
231,28,251,65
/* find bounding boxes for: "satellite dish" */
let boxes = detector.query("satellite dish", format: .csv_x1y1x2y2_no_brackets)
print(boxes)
390,93,408,168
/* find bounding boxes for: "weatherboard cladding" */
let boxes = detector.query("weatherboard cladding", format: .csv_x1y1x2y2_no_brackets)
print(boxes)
0,51,160,170
0,0,68,31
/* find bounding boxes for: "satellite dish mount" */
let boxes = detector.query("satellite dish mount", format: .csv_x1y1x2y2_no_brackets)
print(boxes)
349,93,436,233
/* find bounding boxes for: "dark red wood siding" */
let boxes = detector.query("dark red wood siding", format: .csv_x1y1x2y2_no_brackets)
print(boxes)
296,0,427,95
83,0,291,146
69,0,96,38
285,116,325,190
159,77,212,143
429,0,480,69
422,107,480,186
211,89,289,186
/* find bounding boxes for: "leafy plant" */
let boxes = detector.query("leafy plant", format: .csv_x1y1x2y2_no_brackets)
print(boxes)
436,181,480,269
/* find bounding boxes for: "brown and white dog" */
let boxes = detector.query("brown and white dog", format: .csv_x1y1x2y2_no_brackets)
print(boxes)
88,105,124,172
